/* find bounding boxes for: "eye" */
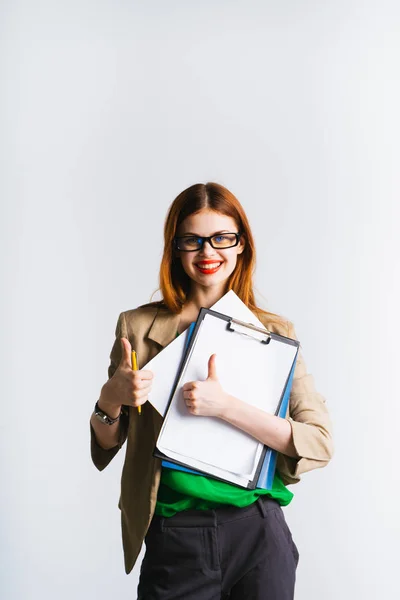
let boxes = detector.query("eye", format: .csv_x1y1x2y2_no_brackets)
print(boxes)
178,236,203,249
214,235,227,243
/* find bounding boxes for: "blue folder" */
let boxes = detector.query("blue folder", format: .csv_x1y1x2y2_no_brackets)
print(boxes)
161,320,297,490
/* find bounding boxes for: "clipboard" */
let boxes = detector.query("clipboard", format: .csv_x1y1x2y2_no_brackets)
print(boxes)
155,307,299,490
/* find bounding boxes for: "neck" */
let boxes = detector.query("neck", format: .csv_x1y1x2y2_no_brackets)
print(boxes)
185,284,228,312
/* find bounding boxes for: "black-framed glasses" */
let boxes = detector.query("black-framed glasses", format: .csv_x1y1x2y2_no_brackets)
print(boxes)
174,232,242,252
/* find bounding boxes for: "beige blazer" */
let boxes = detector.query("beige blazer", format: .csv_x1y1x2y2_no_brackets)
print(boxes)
90,303,334,574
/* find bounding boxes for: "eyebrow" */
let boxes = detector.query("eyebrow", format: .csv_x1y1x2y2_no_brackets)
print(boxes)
179,230,232,236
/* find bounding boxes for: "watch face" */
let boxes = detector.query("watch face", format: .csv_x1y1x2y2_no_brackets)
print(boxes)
94,411,112,424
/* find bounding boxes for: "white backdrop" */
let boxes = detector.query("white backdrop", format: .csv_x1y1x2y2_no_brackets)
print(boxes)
1,1,399,599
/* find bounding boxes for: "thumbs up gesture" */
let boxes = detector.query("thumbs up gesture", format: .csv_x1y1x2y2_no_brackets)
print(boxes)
182,354,229,418
101,337,154,411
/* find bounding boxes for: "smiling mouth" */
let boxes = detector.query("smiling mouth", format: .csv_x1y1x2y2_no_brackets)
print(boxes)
195,261,223,273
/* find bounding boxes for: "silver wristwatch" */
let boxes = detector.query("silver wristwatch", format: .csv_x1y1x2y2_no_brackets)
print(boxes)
94,400,121,425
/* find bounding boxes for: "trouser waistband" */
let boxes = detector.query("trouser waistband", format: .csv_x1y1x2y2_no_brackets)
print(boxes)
152,495,281,529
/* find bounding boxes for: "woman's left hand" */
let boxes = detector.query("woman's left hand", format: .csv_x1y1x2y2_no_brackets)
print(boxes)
182,354,230,418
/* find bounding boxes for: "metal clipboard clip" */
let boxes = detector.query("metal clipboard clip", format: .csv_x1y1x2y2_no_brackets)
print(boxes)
227,317,272,344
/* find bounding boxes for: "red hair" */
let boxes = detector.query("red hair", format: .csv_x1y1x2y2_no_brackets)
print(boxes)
154,182,284,324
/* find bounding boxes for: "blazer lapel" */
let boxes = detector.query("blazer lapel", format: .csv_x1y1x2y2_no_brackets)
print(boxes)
147,306,181,348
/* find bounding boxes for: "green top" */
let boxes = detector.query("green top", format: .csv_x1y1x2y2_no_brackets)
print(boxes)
155,327,294,517
155,468,293,517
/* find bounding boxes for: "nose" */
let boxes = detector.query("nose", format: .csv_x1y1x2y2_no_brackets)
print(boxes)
199,239,216,256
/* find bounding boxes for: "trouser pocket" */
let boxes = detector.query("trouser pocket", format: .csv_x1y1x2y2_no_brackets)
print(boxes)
273,507,300,567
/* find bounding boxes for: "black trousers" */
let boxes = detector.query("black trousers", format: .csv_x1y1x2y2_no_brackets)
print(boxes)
137,496,299,600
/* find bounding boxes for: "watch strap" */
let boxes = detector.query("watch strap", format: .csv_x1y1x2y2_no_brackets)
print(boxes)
94,400,122,425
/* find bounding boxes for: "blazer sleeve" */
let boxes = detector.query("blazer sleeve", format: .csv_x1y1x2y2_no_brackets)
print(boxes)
276,320,334,485
90,312,131,471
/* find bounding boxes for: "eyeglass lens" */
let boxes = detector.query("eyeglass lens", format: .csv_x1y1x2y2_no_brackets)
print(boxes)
178,233,238,250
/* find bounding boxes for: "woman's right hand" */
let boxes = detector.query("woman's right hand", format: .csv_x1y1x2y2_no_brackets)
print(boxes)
99,337,154,415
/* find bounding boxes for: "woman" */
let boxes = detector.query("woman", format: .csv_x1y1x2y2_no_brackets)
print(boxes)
90,182,334,599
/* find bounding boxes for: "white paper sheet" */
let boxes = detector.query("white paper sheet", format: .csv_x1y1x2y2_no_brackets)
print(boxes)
160,447,255,487
145,290,277,416
145,330,188,416
157,312,297,477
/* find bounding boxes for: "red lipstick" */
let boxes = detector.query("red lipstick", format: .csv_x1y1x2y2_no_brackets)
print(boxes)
195,260,223,275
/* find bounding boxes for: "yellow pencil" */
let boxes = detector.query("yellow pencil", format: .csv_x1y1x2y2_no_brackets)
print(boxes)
131,350,141,415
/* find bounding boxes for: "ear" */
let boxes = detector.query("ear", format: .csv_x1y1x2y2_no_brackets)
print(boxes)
172,237,181,260
237,234,245,255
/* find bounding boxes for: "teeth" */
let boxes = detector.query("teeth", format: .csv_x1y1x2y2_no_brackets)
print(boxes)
196,262,222,270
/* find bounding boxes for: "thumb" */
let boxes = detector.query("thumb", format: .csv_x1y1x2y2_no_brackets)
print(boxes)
207,353,218,380
120,337,132,368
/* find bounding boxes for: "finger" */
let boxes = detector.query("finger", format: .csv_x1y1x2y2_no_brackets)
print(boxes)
120,338,132,367
182,381,198,391
185,400,198,415
207,353,218,380
132,388,150,402
133,378,153,391
183,390,196,400
135,369,154,380
132,395,149,408
131,371,153,386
